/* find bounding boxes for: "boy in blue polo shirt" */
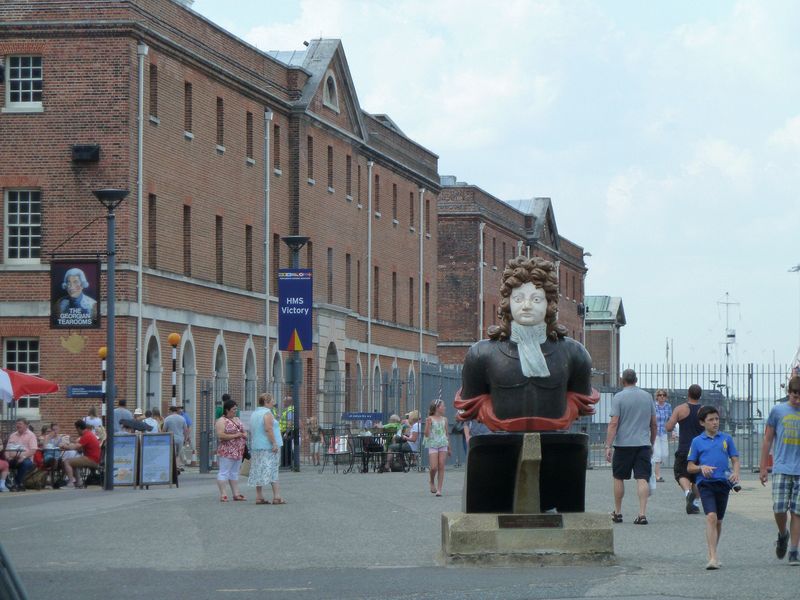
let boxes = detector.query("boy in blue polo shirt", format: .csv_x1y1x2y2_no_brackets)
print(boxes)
687,405,740,570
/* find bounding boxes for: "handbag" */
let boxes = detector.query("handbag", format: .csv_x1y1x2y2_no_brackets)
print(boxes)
242,443,251,461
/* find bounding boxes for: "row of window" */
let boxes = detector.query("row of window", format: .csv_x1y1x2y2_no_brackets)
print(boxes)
3,339,39,409
2,190,429,327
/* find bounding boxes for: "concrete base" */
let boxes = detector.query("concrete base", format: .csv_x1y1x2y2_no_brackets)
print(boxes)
441,511,614,566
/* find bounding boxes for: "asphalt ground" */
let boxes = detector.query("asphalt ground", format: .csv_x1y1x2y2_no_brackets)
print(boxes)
1,464,798,600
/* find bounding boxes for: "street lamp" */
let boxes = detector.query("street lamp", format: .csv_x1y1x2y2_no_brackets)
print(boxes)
168,332,181,408
94,188,129,491
281,235,309,472
790,265,800,349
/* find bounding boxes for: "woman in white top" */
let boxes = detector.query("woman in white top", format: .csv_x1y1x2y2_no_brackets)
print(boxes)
83,406,103,431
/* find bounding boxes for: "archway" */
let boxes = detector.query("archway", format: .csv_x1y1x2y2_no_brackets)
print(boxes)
145,336,162,412
213,341,228,405
181,335,197,430
271,352,284,405
244,348,257,411
322,342,341,425
372,363,382,413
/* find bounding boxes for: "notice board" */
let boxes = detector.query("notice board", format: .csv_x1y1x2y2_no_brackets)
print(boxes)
113,434,138,486
139,433,173,486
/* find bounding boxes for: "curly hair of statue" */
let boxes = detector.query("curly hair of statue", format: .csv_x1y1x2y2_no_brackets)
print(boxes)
487,255,567,341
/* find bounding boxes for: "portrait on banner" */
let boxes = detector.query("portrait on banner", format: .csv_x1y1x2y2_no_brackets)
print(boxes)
50,260,101,329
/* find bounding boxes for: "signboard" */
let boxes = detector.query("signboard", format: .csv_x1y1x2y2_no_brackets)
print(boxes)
139,433,173,486
342,412,383,421
113,434,138,486
50,260,101,329
67,385,105,398
278,269,313,351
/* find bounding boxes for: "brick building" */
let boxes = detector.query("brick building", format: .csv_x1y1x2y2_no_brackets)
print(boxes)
584,296,626,388
437,177,588,365
0,0,440,437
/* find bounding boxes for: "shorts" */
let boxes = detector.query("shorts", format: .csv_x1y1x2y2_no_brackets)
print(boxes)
612,446,652,480
652,434,669,463
772,472,800,515
65,456,99,470
427,446,448,454
697,479,731,520
673,450,696,483
217,456,243,481
310,442,321,454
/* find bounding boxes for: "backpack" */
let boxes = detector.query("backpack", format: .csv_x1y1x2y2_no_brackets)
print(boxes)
23,468,50,490
390,454,405,472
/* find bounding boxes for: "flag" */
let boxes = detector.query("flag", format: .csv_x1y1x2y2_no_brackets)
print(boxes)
0,368,59,404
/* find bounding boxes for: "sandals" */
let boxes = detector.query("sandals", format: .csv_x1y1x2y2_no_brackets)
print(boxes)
611,512,623,523
435,492,442,497
219,495,229,503
255,499,271,505
272,498,287,505
633,515,648,525
233,494,247,501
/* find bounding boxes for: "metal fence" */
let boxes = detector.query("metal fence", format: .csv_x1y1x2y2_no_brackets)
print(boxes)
573,363,792,469
196,362,466,471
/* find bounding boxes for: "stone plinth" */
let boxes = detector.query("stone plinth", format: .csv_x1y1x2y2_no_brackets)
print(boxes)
441,511,614,566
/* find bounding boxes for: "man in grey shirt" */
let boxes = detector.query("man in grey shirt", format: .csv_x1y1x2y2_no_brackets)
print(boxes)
113,399,133,433
163,406,189,468
605,369,657,525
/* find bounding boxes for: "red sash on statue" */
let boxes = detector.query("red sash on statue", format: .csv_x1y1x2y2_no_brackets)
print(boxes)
454,388,600,432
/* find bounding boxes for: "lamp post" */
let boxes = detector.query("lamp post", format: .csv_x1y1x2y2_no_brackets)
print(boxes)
99,346,107,421
790,265,800,349
281,235,309,472
94,188,129,491
168,333,181,408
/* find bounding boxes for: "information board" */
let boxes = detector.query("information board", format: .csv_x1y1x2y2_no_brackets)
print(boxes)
113,434,138,486
139,433,173,486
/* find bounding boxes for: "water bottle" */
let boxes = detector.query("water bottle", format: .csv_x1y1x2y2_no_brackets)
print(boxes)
725,469,741,492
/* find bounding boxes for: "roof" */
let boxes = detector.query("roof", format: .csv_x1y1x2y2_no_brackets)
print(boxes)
506,197,559,249
585,296,626,326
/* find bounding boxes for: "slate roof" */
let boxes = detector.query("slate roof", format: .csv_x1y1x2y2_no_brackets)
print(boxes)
585,296,626,326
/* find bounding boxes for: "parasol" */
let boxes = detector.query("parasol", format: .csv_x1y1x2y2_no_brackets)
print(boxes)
0,368,59,404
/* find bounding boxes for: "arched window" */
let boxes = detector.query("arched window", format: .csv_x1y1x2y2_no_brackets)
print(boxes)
322,71,339,112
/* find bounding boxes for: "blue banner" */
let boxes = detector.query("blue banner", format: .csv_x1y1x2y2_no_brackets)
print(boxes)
67,385,106,398
278,269,313,351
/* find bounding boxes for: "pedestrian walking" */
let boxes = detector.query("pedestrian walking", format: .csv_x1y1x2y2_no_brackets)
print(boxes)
759,374,800,565
249,393,285,505
424,399,450,496
666,384,704,514
605,368,656,525
215,398,247,502
687,405,740,570
653,389,672,482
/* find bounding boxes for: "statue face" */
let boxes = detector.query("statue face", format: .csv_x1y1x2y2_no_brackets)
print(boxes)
509,282,547,326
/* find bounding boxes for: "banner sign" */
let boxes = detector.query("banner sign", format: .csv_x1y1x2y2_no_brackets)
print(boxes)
50,260,101,329
113,434,138,486
278,269,313,351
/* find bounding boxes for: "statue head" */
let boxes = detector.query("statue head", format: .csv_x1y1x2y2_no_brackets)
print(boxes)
488,256,565,341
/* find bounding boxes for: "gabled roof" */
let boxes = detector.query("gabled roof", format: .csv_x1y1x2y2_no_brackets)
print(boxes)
585,296,626,326
505,197,559,249
268,39,368,141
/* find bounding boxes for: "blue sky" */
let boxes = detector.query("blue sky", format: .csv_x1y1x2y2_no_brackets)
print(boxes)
192,0,800,367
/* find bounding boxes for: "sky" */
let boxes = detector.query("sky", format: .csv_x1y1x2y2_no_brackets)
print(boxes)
192,0,800,367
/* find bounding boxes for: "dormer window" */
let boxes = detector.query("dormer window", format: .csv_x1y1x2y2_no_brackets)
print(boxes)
322,70,339,113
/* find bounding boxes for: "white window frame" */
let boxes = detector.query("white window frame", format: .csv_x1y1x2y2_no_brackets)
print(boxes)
4,190,42,264
3,338,41,418
322,70,340,113
2,55,44,113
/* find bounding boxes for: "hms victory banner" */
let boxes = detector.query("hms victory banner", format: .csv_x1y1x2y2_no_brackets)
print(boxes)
278,269,313,351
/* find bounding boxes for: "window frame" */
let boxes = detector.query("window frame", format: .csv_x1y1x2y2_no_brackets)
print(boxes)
4,189,42,264
3,55,43,113
322,70,340,113
3,338,41,416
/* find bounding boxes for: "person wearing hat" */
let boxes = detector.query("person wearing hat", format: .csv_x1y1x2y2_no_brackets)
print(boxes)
133,407,145,420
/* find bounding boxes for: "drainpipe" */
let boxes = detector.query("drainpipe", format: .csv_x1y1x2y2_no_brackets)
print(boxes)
135,41,148,410
478,221,485,340
366,160,374,410
264,110,273,389
418,187,425,407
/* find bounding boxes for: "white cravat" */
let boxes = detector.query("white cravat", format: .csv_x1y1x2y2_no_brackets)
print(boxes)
510,321,550,378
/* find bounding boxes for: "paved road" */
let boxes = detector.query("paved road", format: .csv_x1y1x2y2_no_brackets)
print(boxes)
1,465,797,599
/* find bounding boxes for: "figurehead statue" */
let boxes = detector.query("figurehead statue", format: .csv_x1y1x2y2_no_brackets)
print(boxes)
455,256,599,431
